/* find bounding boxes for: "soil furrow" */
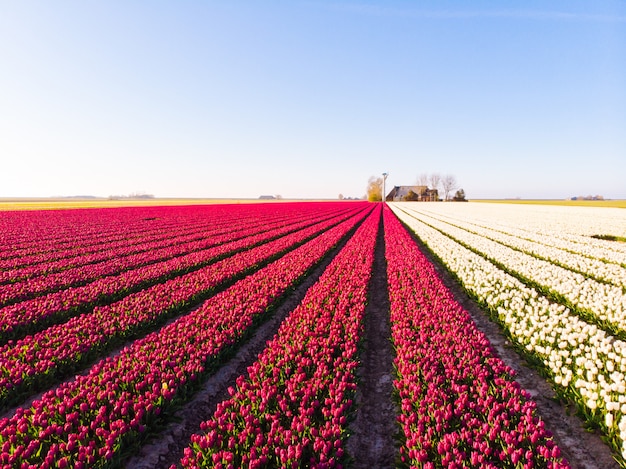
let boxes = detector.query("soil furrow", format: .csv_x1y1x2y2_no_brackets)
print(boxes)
410,228,620,469
346,212,397,468
124,222,363,469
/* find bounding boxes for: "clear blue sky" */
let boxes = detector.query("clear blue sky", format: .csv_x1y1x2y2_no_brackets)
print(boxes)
1,1,625,199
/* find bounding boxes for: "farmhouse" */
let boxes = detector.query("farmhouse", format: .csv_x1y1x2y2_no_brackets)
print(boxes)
386,185,439,202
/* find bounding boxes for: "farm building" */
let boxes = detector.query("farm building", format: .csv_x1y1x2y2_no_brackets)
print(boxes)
386,185,439,202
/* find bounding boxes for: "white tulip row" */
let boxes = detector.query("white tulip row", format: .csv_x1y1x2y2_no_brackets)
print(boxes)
408,206,626,289
389,203,626,459
394,204,626,336
413,203,626,266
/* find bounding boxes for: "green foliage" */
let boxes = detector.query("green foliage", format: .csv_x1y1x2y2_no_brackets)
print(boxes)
591,234,626,243
453,189,467,201
403,190,419,202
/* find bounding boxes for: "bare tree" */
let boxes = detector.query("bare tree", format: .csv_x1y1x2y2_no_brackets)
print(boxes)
429,173,441,201
441,174,458,201
366,176,383,202
416,173,429,187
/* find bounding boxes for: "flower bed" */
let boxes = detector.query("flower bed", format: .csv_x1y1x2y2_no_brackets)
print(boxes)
390,203,626,463
0,204,351,303
0,205,372,468
177,205,380,468
384,206,568,468
394,205,626,337
0,206,360,344
0,207,369,412
401,205,626,289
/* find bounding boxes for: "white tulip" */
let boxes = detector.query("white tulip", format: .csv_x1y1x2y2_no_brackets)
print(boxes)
391,202,626,455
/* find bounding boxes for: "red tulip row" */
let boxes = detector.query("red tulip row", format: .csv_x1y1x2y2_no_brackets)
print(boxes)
176,206,380,469
0,207,370,410
0,208,129,257
0,206,372,468
0,203,342,269
383,207,569,468
0,211,261,283
0,217,271,303
0,205,348,305
0,206,205,264
0,202,352,278
0,206,363,344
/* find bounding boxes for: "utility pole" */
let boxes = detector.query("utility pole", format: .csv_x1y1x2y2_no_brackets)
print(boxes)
382,172,389,204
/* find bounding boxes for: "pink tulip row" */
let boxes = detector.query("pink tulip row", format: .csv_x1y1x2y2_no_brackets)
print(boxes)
0,217,270,303
383,207,569,468
0,202,352,280
0,207,370,410
0,205,348,305
0,203,348,269
0,205,373,469
0,210,261,284
0,208,129,256
176,206,381,469
0,206,205,263
0,206,363,343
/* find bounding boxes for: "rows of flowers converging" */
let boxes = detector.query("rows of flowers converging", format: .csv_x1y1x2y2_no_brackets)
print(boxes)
468,219,626,289
390,204,626,462
0,204,352,303
404,203,626,267
0,212,252,284
0,206,210,266
0,207,369,411
0,203,286,261
406,206,626,289
0,220,263,305
0,205,373,469
0,208,143,260
0,210,234,280
0,203,353,271
396,205,626,336
384,207,568,468
0,207,361,344
412,198,626,243
176,205,380,469
0,222,282,340
0,203,354,283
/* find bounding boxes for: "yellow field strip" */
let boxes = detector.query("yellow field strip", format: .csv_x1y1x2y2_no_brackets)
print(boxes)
472,199,626,209
0,198,316,211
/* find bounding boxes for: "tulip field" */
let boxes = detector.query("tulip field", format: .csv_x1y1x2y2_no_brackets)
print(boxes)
390,201,626,466
0,200,624,467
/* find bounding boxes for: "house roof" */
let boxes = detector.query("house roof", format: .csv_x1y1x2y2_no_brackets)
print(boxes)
387,185,428,198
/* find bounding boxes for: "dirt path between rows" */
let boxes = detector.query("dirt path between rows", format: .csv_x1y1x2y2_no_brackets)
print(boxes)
412,233,620,469
125,224,362,469
346,215,397,467
126,212,619,468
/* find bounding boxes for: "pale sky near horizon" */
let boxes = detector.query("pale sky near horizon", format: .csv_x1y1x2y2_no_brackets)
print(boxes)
1,1,625,200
